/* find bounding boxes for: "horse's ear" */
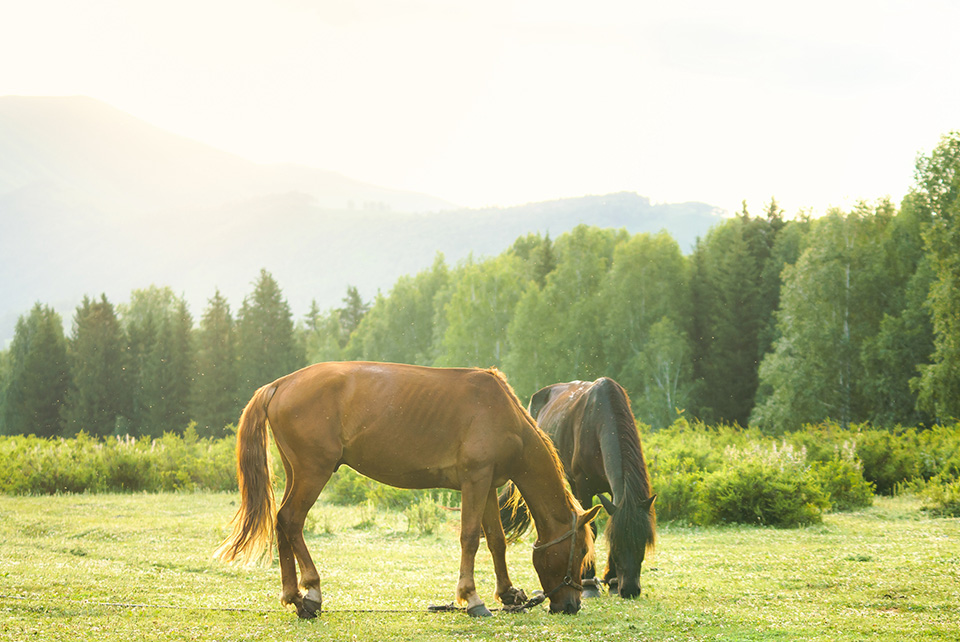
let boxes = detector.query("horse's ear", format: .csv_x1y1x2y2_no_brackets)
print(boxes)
528,386,552,420
579,504,603,527
641,494,657,512
597,493,617,515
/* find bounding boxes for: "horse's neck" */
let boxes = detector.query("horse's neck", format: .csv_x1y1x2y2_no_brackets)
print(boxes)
598,420,626,504
512,433,574,537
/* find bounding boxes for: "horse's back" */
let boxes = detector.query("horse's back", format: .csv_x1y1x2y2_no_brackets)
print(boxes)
267,362,529,489
529,378,633,490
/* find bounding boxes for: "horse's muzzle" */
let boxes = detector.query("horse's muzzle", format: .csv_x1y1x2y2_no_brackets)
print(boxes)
549,599,581,614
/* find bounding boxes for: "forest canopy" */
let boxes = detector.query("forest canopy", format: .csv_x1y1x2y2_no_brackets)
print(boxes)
2,132,958,438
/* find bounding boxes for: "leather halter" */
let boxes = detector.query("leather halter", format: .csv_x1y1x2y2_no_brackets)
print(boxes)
532,511,582,598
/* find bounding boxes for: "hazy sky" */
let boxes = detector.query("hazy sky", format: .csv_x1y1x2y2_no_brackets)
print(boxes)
3,0,958,215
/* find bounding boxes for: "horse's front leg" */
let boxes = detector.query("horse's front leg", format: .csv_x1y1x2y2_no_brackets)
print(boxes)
457,471,494,617
575,488,602,598
603,556,619,596
481,487,526,607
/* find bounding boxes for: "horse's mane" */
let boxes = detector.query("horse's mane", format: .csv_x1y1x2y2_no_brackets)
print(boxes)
487,368,593,567
594,379,656,554
486,369,581,507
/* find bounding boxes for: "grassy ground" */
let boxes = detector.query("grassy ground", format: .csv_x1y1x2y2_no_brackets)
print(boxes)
0,492,957,641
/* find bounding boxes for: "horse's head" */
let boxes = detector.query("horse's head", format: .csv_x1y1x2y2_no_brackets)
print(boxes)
599,493,657,599
531,505,603,614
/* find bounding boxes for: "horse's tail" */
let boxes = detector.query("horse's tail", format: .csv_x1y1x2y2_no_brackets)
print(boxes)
215,384,277,564
498,481,532,544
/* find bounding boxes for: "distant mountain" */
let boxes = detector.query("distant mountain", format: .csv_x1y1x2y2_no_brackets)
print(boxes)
0,96,725,346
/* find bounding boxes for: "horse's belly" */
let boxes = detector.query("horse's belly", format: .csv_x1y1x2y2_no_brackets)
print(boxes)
344,460,461,491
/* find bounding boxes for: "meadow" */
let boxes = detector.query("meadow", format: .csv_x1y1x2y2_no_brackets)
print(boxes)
1,491,957,641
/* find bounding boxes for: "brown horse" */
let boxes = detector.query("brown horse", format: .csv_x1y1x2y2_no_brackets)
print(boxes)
501,378,656,598
216,362,601,617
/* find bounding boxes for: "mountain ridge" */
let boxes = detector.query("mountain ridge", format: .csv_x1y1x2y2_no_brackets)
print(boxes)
0,96,726,346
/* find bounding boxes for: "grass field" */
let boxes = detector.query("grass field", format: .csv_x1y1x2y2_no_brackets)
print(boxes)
1,492,957,641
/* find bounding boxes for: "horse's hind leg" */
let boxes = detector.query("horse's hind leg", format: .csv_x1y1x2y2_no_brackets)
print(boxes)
276,460,336,618
275,452,301,614
481,488,525,606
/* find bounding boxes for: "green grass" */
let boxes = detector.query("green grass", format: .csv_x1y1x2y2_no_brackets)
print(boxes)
0,493,957,641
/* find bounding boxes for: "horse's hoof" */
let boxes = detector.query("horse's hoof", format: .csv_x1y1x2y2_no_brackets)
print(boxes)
582,578,601,598
499,587,528,606
467,604,493,617
298,598,322,618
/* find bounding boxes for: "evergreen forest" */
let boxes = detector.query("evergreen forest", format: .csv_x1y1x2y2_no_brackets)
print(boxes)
2,132,958,439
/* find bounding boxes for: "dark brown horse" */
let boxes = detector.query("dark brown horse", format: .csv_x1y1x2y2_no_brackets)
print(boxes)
501,378,656,598
217,362,601,617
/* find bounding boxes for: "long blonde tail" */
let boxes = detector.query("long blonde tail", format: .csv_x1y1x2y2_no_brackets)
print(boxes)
215,385,276,564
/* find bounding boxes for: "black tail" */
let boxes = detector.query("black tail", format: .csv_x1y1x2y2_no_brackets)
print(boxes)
498,481,533,543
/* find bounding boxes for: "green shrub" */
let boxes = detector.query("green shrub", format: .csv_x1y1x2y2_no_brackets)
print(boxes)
809,458,874,512
324,467,373,505
321,466,462,510
0,429,236,494
404,496,446,535
921,475,960,517
647,455,704,523
916,424,960,481
697,443,829,527
855,429,920,495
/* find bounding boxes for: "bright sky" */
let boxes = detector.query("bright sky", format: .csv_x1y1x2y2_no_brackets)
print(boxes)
2,0,958,215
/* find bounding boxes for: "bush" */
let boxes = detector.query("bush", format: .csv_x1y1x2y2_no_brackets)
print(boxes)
921,476,960,517
322,466,460,510
696,443,830,527
0,428,236,494
323,467,372,505
809,458,874,512
647,455,704,523
404,496,446,535
855,429,920,495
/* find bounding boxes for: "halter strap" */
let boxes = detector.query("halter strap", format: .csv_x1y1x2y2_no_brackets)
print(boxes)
532,511,582,598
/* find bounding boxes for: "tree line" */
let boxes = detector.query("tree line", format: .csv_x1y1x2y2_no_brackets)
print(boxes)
1,132,958,438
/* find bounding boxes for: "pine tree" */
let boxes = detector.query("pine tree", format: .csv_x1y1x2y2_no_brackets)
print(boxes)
192,290,239,437
689,205,794,425
120,287,194,436
237,269,304,398
1,304,70,436
338,285,370,345
61,295,128,436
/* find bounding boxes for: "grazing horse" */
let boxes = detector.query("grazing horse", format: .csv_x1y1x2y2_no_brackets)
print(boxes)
217,362,601,617
501,378,656,598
